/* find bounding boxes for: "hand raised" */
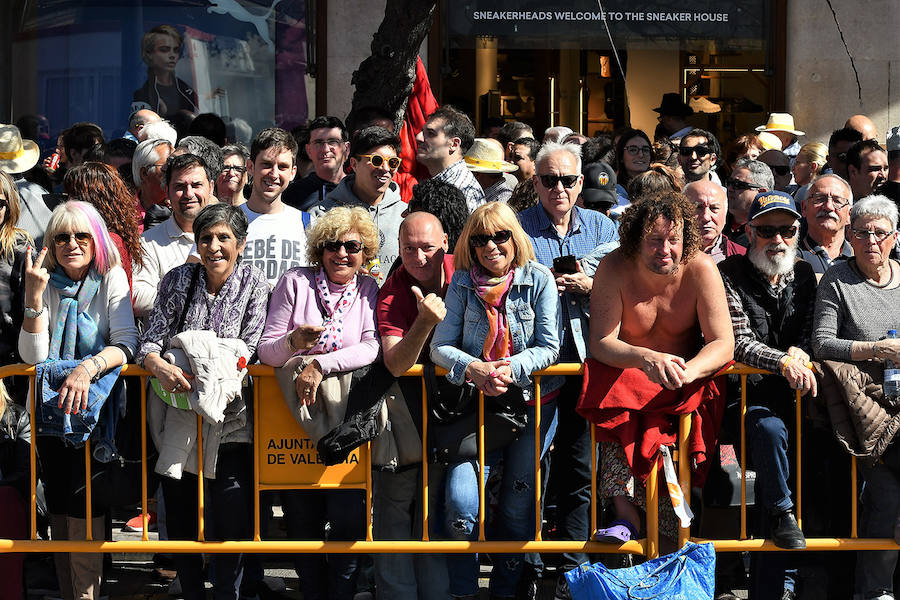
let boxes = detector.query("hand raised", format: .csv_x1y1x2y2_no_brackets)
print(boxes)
411,285,446,327
24,246,49,307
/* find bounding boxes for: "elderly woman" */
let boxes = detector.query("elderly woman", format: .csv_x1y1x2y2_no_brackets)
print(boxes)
258,206,380,600
430,201,559,600
216,144,250,206
813,195,900,600
19,200,137,600
138,203,269,600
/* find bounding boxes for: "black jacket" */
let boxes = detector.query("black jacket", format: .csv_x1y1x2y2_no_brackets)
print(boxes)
0,402,30,498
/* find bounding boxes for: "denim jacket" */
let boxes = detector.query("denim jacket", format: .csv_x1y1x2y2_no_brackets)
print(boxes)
430,261,560,401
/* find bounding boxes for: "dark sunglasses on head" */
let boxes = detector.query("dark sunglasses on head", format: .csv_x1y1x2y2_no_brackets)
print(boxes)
726,179,763,191
679,145,711,158
769,165,790,176
538,174,580,189
53,232,93,246
322,240,363,254
359,154,402,170
470,229,513,248
750,224,798,239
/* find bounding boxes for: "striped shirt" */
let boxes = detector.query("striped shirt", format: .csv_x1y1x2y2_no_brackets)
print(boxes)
433,160,485,213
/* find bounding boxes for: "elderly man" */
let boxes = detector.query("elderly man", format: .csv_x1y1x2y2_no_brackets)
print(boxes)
719,191,817,599
755,113,804,160
798,174,853,276
283,116,349,211
517,141,618,598
132,138,174,231
846,114,879,141
126,108,161,141
415,106,485,212
374,211,452,600
464,138,517,203
678,129,721,183
133,152,213,317
847,139,888,200
685,178,745,262
584,191,733,551
726,158,774,247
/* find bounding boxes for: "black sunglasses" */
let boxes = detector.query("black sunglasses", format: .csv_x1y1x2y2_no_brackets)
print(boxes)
679,145,711,158
750,224,798,239
726,178,763,191
538,174,580,189
53,232,93,246
322,240,363,254
470,230,513,248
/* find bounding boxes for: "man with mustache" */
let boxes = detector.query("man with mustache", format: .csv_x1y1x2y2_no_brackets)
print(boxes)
798,174,853,277
718,190,817,598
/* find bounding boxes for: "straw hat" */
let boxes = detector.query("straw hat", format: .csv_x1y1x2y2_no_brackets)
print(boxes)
464,138,518,173
757,132,783,151
755,113,805,136
0,125,40,175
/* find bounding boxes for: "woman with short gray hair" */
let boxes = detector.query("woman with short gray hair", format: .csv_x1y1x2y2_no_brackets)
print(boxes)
216,144,250,207
813,194,900,599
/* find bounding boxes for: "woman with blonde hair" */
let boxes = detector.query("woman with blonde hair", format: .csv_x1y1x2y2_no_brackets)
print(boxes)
792,142,828,200
430,201,560,599
259,206,380,600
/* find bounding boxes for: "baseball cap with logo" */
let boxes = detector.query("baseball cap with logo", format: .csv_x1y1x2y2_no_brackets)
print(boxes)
581,162,618,210
748,190,801,222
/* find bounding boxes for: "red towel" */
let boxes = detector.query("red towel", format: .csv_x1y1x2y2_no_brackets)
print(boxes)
576,358,732,487
396,56,439,203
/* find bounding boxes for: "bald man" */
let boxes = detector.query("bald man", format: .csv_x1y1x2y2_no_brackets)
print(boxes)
374,211,453,599
685,179,746,263
846,114,879,142
128,108,161,141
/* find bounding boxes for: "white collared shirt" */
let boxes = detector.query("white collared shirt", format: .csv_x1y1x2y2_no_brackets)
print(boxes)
132,217,195,317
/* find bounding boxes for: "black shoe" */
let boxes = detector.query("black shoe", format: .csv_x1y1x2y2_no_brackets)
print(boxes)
770,510,806,549
516,572,539,600
554,574,571,600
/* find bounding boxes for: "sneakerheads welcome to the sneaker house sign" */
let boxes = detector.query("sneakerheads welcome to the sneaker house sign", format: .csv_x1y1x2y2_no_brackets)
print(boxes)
447,0,767,42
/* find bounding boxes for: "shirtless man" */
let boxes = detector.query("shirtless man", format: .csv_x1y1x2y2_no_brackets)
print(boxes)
588,191,734,534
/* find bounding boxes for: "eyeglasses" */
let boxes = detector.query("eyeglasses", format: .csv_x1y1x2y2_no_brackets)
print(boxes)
221,165,247,174
359,154,402,170
679,145,711,158
310,138,344,149
538,174,580,189
625,145,652,157
850,228,895,242
808,194,850,210
53,232,93,247
749,224,798,239
470,230,513,248
726,179,763,191
322,239,363,254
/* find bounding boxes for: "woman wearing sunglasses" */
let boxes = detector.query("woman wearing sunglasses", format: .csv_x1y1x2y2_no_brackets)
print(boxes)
813,195,900,600
430,202,559,599
258,206,380,600
613,128,653,213
20,201,137,600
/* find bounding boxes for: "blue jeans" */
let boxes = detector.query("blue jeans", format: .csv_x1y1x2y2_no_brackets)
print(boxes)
856,442,900,599
746,404,796,599
443,400,558,598
373,466,449,600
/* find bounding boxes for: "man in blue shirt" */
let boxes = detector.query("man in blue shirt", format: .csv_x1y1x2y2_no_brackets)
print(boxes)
518,142,618,599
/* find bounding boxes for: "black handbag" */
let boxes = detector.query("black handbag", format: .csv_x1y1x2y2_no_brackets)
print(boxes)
423,363,527,464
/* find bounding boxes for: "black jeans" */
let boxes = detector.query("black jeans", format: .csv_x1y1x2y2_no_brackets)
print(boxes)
160,443,253,600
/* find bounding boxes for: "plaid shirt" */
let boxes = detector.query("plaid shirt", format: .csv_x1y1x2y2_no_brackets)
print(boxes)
433,160,484,213
721,266,811,372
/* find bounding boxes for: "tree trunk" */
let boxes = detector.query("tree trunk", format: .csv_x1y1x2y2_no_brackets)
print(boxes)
350,0,437,131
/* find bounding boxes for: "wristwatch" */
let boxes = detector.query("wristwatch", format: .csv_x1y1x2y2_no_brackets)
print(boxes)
24,305,46,319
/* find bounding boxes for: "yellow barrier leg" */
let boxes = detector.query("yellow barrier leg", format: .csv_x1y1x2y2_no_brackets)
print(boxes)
141,375,149,542
478,392,486,542
851,456,858,539
678,414,691,548
197,415,205,542
646,461,659,559
795,390,802,530
29,375,37,540
85,441,92,541
534,376,542,541
253,376,261,541
590,426,597,539
421,377,429,541
740,374,747,540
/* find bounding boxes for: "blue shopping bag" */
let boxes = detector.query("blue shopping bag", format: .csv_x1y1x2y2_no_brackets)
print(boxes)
565,541,716,599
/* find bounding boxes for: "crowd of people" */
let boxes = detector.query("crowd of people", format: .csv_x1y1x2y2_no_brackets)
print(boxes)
0,88,899,600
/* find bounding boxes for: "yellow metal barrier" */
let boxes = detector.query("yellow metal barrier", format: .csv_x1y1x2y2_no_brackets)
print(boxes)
0,361,894,559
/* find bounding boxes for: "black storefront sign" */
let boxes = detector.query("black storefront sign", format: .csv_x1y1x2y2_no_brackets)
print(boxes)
448,0,767,42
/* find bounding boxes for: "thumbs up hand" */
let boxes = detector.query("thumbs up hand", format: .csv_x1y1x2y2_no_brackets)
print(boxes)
411,285,446,328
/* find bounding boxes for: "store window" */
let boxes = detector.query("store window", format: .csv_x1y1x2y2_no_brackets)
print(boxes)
443,0,774,145
9,0,311,154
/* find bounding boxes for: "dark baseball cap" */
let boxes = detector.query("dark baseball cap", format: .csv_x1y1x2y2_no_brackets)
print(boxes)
748,190,801,221
581,162,618,210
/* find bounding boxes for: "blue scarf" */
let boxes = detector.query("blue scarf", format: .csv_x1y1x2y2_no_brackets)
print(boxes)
48,269,103,360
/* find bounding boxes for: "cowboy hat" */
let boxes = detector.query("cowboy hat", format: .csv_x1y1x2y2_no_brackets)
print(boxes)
755,113,805,136
464,138,518,173
0,125,40,175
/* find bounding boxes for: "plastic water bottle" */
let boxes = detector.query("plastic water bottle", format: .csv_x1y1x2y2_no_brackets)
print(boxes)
885,330,900,400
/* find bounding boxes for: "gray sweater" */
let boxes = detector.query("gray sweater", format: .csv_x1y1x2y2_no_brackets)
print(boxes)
813,260,900,360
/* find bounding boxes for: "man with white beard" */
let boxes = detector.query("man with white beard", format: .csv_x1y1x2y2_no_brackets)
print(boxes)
718,190,818,598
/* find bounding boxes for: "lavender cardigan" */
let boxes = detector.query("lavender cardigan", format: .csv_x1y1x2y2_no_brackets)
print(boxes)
257,267,380,373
